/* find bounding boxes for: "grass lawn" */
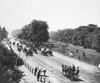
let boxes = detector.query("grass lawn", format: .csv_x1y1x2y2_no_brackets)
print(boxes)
45,41,100,66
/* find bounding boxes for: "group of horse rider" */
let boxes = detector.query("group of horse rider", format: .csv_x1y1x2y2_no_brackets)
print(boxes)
62,64,80,80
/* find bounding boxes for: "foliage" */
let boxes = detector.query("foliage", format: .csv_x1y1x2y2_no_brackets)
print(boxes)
0,44,24,83
18,20,49,47
0,26,8,42
50,24,100,52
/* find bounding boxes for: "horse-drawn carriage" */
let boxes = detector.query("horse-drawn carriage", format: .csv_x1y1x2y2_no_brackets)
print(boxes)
47,50,53,56
26,49,33,57
41,50,47,56
62,64,80,81
65,69,79,81
41,48,53,56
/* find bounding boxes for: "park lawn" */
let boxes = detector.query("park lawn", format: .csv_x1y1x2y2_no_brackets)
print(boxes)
45,40,100,66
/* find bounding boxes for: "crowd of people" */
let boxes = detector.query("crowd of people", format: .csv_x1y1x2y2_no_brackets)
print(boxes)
62,64,80,81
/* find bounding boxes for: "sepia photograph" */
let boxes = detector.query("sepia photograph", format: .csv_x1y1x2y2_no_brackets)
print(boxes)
0,0,100,83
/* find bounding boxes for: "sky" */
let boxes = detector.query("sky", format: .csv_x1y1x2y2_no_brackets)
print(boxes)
0,0,100,34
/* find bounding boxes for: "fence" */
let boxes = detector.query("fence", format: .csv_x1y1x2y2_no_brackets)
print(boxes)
23,59,50,83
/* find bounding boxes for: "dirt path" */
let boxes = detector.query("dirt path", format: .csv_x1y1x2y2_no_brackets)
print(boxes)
33,52,100,83
11,44,100,83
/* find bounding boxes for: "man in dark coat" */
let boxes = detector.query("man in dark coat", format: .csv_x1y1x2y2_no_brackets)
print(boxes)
72,64,76,73
37,69,41,81
34,67,38,76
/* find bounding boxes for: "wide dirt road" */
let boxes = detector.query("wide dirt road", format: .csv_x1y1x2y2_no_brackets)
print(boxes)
12,44,100,83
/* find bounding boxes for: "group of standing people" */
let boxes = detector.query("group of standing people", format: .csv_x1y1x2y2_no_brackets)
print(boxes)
34,67,47,82
62,64,80,81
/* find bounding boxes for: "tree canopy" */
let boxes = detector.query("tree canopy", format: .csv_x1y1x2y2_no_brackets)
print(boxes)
50,24,100,52
18,20,49,47
0,44,23,83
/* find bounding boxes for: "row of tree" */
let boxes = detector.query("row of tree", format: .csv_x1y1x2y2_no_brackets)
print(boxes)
17,20,49,47
50,24,100,52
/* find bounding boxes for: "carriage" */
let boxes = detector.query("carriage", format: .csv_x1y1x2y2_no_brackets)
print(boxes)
41,50,47,56
41,48,53,56
46,50,53,56
62,64,80,81
65,70,79,81
26,49,33,57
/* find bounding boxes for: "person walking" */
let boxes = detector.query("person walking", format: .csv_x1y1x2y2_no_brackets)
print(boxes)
34,67,38,76
72,64,76,73
37,69,41,81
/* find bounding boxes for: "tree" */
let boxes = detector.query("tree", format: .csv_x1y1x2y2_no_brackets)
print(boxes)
30,20,49,46
0,44,24,83
50,24,100,52
92,34,100,52
0,26,8,43
19,20,49,47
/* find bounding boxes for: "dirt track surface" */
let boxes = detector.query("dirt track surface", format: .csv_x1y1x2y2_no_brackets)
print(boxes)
11,44,100,83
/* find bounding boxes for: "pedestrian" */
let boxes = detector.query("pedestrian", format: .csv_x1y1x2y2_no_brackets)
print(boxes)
62,64,64,75
72,64,76,73
40,68,45,82
43,69,46,75
34,67,38,76
37,69,41,81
